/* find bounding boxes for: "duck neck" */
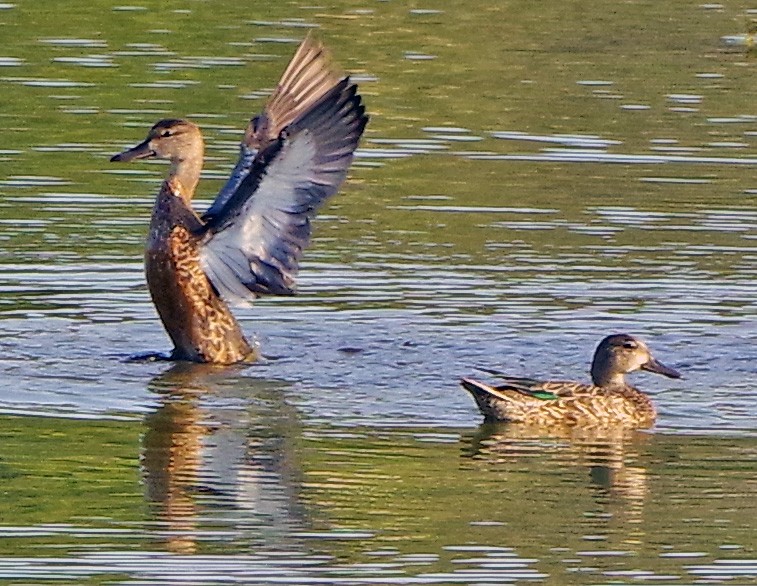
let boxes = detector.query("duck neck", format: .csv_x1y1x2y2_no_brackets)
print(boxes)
168,151,203,204
591,367,626,388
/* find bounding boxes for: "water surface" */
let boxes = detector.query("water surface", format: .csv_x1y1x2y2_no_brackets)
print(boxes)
0,0,755,583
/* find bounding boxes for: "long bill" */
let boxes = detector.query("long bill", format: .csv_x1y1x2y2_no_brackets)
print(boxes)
110,139,156,162
641,357,681,379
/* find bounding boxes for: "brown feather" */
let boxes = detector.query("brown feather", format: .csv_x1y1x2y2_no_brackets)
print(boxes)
461,377,656,427
244,33,343,151
145,180,255,364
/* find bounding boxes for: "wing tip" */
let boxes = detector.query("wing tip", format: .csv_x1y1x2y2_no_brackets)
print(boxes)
460,377,490,395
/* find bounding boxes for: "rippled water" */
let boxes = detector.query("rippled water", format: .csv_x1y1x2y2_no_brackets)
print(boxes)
0,0,755,583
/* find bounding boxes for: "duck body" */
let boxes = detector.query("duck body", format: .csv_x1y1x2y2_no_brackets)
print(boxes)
461,334,681,428
461,376,657,427
111,35,368,364
144,179,253,364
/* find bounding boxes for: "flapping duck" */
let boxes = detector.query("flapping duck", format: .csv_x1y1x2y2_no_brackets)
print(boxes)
111,35,368,364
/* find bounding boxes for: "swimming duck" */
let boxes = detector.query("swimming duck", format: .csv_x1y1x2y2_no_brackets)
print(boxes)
111,34,368,364
460,334,681,427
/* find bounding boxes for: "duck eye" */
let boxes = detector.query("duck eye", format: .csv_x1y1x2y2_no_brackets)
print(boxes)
160,130,173,138
622,341,637,349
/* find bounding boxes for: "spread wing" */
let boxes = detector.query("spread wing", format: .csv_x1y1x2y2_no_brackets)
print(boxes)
203,33,343,223
250,32,343,147
198,77,368,303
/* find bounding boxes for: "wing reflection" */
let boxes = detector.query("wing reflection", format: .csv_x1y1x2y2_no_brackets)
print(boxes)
141,363,306,553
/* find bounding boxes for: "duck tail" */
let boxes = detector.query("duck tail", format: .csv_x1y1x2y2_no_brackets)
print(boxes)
460,377,515,422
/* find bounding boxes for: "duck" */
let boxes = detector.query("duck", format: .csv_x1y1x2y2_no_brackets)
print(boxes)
460,334,681,427
111,34,368,364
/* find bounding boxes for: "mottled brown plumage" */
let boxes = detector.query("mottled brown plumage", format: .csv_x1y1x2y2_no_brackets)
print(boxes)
111,35,368,364
461,334,681,427
143,179,253,363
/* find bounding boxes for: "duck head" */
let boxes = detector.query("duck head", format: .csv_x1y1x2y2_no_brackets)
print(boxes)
590,333,681,387
111,119,204,198
111,119,203,163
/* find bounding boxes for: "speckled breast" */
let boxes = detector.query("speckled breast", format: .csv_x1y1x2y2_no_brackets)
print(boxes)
144,180,254,364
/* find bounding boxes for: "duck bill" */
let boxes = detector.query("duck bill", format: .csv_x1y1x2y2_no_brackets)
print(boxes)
641,357,681,379
110,139,155,163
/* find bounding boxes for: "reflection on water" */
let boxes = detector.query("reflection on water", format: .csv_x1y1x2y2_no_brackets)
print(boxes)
142,379,207,554
142,364,307,553
465,423,651,524
0,0,755,583
0,410,754,582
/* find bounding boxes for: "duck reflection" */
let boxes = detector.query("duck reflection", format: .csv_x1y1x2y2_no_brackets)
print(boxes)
142,363,305,553
463,422,650,522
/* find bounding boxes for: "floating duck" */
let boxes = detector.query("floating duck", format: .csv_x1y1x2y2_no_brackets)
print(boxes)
461,334,681,427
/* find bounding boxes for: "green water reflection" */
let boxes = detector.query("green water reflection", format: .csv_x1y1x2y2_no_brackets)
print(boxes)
0,414,142,537
0,0,755,582
1,0,755,274
0,409,754,582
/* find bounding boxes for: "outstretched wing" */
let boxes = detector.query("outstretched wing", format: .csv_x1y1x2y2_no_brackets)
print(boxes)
198,77,368,303
203,33,343,223
250,32,343,147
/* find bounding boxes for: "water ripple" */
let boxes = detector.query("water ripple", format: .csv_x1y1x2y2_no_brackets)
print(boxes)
469,150,757,165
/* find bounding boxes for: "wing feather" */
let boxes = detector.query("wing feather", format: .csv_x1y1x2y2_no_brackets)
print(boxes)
203,33,344,224
264,33,343,136
198,77,368,303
